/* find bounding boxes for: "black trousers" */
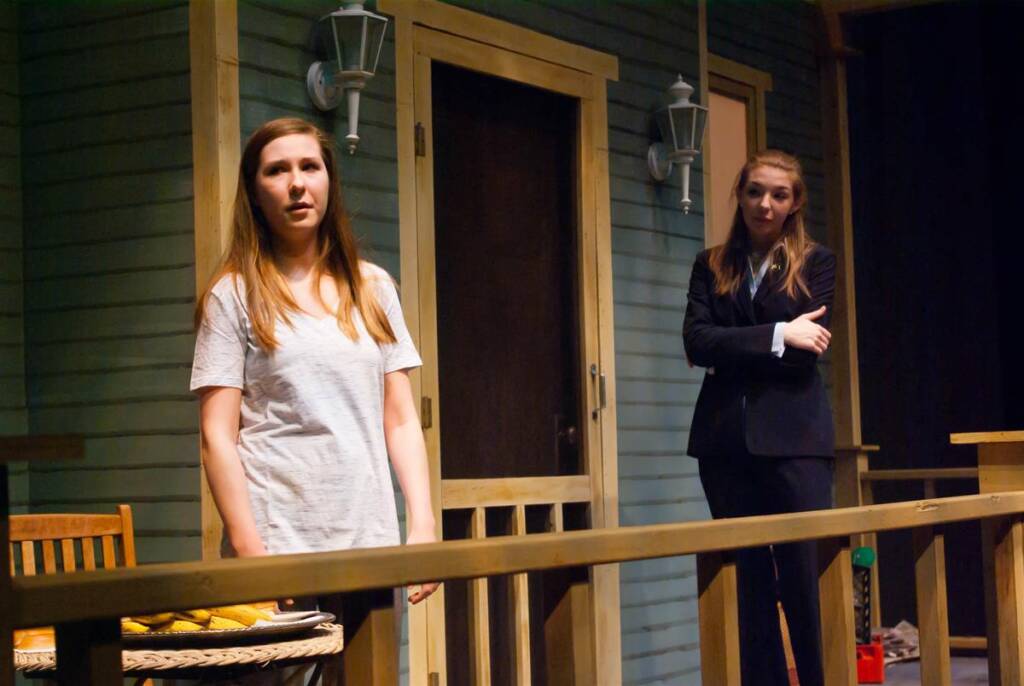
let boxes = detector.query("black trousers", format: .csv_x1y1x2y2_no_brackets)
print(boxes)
698,452,833,686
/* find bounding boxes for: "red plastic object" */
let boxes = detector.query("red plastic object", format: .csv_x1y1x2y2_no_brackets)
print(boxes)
856,639,885,683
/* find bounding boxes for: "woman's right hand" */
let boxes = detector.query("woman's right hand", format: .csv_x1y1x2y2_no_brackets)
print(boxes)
783,306,831,355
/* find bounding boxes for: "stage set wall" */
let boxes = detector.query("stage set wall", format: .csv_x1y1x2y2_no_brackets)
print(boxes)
2,1,833,683
4,0,200,562
0,2,28,514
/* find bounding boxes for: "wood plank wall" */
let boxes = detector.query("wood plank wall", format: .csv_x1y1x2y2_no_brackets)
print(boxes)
0,1,28,514
16,1,200,563
433,2,706,683
707,1,834,401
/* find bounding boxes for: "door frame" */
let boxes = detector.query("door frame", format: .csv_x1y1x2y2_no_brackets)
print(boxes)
380,0,620,682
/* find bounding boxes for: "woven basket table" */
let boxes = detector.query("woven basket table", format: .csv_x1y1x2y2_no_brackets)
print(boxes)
15,623,344,679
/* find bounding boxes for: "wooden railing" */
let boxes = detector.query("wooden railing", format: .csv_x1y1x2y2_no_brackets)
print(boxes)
836,431,1024,669
6,491,1024,685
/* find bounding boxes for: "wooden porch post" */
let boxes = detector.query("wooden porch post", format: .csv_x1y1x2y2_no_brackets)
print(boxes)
912,526,951,686
951,431,1024,685
54,619,122,685
697,551,741,686
188,0,240,562
991,515,1024,686
1,465,11,686
818,536,857,686
343,592,399,686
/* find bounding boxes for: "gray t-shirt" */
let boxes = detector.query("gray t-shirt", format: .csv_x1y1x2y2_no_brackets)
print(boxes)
189,264,422,555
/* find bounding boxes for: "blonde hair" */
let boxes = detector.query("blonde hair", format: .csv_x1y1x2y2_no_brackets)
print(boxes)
708,149,814,298
195,118,395,351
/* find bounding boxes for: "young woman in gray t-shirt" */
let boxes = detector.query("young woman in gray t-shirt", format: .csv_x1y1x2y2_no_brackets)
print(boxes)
190,117,438,607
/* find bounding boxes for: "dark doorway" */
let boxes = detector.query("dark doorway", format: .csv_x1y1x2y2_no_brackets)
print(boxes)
432,61,581,482
430,62,581,685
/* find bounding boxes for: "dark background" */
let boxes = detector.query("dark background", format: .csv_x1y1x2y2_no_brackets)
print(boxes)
847,0,1024,636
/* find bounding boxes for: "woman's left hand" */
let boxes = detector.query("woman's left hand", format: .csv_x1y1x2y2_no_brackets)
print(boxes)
406,527,441,604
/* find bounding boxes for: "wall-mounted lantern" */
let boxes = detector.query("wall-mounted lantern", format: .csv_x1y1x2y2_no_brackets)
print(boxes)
306,2,389,154
647,75,708,213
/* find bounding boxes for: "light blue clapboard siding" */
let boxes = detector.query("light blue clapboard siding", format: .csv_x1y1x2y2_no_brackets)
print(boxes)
18,0,199,562
0,0,28,513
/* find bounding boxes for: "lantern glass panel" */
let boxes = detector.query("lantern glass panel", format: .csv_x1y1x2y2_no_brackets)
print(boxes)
669,106,697,152
655,108,674,151
364,15,387,74
331,15,368,72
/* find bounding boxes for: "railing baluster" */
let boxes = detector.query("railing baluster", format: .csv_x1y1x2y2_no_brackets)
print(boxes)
818,536,857,686
697,551,740,686
912,525,951,685
511,504,531,686
469,507,491,686
991,514,1024,686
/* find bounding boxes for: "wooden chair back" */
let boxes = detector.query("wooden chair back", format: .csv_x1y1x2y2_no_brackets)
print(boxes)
9,504,137,576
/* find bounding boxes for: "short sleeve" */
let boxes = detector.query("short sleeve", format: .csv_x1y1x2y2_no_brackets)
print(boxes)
190,277,247,391
372,272,422,374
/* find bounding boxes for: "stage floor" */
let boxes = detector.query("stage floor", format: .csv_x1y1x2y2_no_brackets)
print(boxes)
884,656,987,685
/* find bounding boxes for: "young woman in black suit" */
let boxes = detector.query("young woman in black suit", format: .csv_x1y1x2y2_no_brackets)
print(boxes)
683,150,836,686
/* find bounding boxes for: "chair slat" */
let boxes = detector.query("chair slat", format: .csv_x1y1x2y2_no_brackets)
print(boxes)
9,543,14,576
61,538,76,572
41,540,57,574
101,535,116,569
21,541,36,576
82,536,96,571
118,504,137,567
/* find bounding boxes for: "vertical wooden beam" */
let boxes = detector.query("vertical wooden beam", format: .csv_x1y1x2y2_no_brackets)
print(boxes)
343,598,399,686
590,73,623,686
54,618,122,685
968,437,1024,685
697,552,741,686
510,505,531,686
818,8,863,450
698,0,714,247
991,515,1024,686
469,508,491,686
189,0,240,562
392,13,440,686
1,465,12,686
818,536,857,686
913,526,951,686
545,581,594,686
411,45,449,686
861,481,882,629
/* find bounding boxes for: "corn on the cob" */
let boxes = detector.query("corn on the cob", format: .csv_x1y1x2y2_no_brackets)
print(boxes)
207,615,247,630
208,604,272,626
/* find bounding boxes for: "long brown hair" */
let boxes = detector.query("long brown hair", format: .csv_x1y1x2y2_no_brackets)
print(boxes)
708,149,814,298
195,117,395,350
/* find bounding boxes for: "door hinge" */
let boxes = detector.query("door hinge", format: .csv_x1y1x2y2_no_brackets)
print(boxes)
415,122,426,157
429,673,440,686
421,396,432,429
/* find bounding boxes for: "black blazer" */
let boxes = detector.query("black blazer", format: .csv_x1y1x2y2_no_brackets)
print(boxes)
683,244,837,458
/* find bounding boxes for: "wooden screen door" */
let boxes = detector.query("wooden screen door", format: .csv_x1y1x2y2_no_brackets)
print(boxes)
705,55,772,247
393,10,620,685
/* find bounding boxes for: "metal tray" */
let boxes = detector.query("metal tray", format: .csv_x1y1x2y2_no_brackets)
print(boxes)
121,611,336,648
